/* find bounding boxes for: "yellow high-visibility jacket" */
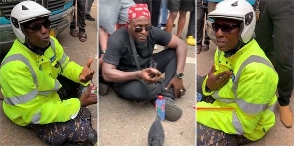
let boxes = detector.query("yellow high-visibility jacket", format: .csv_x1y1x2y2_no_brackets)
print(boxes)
197,39,278,141
0,36,86,126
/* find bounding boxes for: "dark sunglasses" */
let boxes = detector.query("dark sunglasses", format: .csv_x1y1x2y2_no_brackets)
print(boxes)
130,23,152,33
25,19,51,32
212,23,240,33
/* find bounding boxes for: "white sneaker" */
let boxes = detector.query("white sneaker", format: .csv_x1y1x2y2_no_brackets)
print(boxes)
154,44,158,50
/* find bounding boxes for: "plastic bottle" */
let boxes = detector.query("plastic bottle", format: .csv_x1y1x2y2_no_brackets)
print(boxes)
90,86,97,94
197,92,202,102
155,95,165,120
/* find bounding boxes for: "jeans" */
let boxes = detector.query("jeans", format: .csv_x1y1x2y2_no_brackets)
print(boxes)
158,0,168,27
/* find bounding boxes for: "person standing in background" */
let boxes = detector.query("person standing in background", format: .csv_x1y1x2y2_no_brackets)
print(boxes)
186,7,196,46
254,0,294,128
85,0,95,21
166,0,195,38
197,0,210,54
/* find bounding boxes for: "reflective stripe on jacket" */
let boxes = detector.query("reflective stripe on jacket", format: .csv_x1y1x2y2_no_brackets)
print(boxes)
197,39,278,141
0,36,85,126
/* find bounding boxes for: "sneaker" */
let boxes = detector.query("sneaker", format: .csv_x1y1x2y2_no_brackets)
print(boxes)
154,44,158,50
164,97,182,122
99,82,109,96
85,14,95,21
186,36,196,46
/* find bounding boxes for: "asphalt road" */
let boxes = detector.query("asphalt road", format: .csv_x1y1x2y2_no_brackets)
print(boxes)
197,40,294,146
98,13,196,146
0,1,98,145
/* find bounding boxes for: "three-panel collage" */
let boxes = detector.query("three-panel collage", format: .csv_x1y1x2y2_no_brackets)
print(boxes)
0,0,294,146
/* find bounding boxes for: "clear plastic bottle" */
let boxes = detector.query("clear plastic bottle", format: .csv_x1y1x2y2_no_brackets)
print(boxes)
155,95,165,120
197,92,202,102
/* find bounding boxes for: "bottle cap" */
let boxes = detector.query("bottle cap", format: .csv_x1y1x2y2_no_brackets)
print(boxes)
158,95,163,99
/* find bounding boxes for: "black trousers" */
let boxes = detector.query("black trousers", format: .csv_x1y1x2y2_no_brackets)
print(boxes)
196,2,210,46
254,0,294,106
71,0,86,31
187,9,195,37
133,0,161,27
113,49,177,101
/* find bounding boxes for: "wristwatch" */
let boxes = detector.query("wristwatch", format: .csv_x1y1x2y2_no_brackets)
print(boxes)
101,50,106,54
176,73,184,79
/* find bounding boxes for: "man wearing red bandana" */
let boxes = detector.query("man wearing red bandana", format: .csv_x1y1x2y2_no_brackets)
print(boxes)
102,4,188,122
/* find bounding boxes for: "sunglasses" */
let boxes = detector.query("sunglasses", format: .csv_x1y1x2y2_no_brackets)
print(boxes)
130,23,152,33
212,23,240,33
25,19,51,32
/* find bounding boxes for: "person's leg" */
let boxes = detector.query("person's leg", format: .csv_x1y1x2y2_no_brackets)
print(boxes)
255,0,294,128
161,0,168,25
196,2,205,54
113,49,182,121
176,0,194,38
112,49,179,101
27,107,97,145
158,0,168,28
186,10,195,37
152,49,183,121
151,0,162,27
166,0,180,33
268,0,294,128
186,9,195,46
202,6,210,51
70,0,77,32
196,123,251,146
76,0,87,42
85,0,95,21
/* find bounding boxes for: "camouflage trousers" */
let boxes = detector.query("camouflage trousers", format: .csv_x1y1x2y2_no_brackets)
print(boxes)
27,107,97,146
196,123,252,146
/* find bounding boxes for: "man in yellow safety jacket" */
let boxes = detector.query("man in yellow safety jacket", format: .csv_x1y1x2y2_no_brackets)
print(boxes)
196,0,278,145
0,1,97,145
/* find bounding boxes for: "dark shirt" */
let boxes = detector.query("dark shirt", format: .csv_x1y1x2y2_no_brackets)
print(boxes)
103,26,172,72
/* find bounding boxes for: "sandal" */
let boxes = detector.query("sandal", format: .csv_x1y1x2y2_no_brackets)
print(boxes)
70,29,79,37
79,31,87,42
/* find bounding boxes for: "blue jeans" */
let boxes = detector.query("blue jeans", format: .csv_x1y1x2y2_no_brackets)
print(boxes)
158,0,168,27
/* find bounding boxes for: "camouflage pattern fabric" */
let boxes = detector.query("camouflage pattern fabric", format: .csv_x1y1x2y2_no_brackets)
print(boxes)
196,122,252,146
27,107,97,146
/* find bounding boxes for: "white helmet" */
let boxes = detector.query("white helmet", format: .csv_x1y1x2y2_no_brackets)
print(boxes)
10,1,51,44
208,0,255,43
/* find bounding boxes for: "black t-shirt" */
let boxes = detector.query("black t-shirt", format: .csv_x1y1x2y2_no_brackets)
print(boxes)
103,26,172,72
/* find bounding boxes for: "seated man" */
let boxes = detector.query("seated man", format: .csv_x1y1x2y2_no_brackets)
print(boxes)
196,0,278,145
0,1,97,145
102,4,188,122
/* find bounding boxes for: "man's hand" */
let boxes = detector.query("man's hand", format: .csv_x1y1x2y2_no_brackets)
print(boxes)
138,68,162,84
79,84,97,107
206,64,232,91
165,77,186,98
80,58,95,83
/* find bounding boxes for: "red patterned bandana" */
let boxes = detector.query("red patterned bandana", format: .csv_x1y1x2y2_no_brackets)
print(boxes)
128,4,151,21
